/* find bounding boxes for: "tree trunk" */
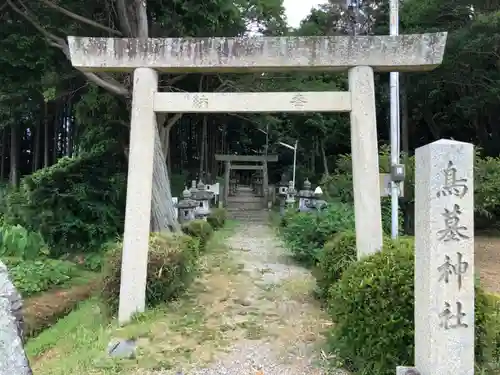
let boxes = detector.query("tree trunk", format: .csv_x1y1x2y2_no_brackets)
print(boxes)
200,115,207,176
150,124,180,232
52,101,59,164
0,128,6,180
67,100,74,157
43,101,49,167
9,125,19,187
320,139,329,177
33,122,41,171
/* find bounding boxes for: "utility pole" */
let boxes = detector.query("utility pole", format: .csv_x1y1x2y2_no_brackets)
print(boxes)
389,0,401,239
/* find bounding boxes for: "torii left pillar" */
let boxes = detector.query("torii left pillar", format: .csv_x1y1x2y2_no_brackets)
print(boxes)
118,68,158,324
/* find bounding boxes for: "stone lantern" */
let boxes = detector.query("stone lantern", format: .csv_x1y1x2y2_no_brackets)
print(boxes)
191,180,214,220
189,180,198,194
176,187,197,223
285,180,296,209
278,174,289,216
298,179,314,212
306,185,328,212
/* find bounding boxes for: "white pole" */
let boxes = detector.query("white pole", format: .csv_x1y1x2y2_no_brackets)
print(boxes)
390,0,400,239
292,140,298,188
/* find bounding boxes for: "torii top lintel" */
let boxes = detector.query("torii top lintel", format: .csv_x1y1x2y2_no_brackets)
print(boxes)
67,33,447,73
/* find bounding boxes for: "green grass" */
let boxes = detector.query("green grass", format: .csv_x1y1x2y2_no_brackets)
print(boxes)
27,223,239,375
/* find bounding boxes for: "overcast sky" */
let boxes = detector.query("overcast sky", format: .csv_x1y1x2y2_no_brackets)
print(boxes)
283,0,327,28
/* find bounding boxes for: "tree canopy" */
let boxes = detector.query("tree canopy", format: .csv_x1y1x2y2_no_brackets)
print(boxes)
0,0,498,242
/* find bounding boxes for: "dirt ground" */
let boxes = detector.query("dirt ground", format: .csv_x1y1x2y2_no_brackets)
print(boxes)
476,236,500,294
23,278,99,338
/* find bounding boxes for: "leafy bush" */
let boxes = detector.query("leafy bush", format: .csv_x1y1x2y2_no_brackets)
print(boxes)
475,290,500,366
61,252,105,272
327,238,497,375
321,148,407,235
282,202,355,266
323,147,500,231
207,208,227,229
181,219,214,251
80,253,105,271
100,232,200,316
0,224,49,259
4,147,127,256
279,207,298,228
313,230,356,300
5,259,78,297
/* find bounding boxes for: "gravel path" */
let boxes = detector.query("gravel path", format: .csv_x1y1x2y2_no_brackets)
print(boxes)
189,223,331,375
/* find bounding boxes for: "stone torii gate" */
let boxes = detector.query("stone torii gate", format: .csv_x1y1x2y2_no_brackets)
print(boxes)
67,32,447,324
215,153,279,207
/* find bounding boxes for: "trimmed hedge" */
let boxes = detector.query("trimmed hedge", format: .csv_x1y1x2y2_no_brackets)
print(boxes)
313,230,356,300
281,202,355,267
100,232,200,316
326,238,500,375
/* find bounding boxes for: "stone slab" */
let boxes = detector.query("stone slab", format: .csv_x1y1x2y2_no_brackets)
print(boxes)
67,33,447,73
153,92,351,113
396,366,420,375
415,139,474,375
215,154,278,162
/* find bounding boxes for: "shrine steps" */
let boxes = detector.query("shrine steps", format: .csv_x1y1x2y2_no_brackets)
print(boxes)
226,185,269,222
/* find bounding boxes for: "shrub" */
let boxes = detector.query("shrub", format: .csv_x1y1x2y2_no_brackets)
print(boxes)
5,259,78,297
313,230,356,300
279,208,297,228
282,202,355,266
321,148,406,235
100,232,200,316
181,219,214,251
476,291,500,366
4,147,127,256
207,208,227,229
0,224,49,260
327,239,497,375
324,147,500,230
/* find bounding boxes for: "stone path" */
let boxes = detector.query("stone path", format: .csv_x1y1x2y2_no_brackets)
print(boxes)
189,223,332,375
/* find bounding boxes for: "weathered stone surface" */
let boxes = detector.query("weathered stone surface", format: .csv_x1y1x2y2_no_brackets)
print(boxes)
349,66,383,258
107,338,137,359
396,366,420,375
415,139,474,375
67,33,447,73
153,91,352,113
118,67,158,325
0,261,32,375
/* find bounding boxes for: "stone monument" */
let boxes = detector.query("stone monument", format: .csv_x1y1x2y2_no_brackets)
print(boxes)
397,139,474,375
